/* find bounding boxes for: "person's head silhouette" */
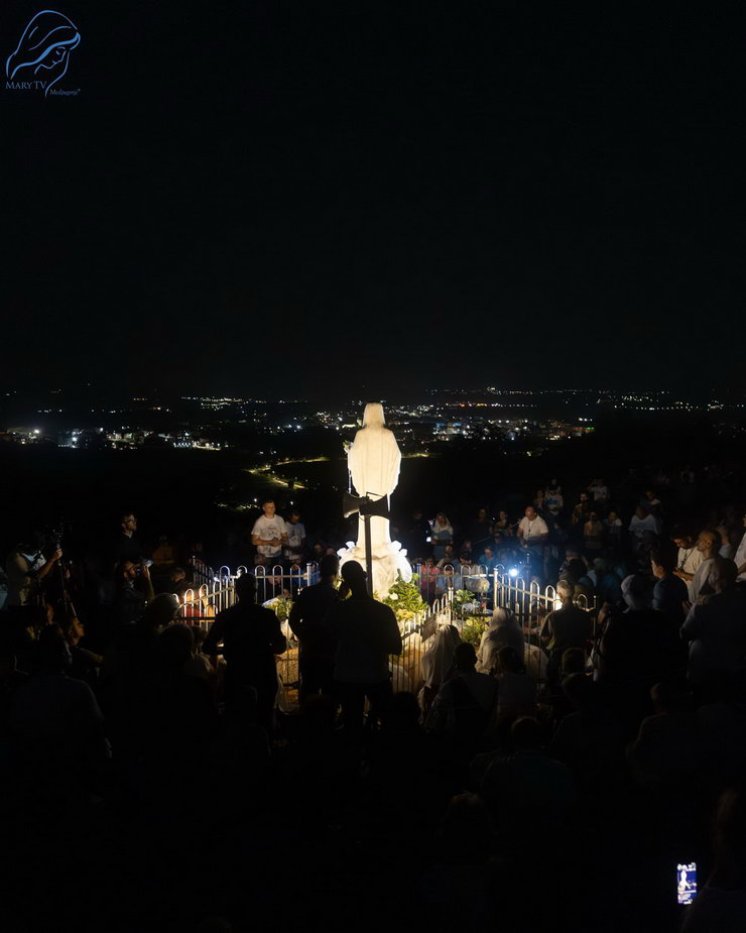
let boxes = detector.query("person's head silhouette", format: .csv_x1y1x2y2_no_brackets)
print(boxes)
6,10,81,97
340,560,368,596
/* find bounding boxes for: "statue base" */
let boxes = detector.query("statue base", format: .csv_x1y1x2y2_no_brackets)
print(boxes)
337,540,412,599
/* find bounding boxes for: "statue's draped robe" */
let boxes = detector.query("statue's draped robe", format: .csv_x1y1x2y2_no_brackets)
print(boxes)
348,408,401,553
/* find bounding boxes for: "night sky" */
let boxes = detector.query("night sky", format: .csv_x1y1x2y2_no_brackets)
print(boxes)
3,2,745,400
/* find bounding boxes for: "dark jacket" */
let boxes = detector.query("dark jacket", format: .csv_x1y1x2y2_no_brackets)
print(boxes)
328,595,402,684
204,602,286,688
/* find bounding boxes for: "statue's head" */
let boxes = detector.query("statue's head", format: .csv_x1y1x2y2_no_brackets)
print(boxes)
362,402,385,428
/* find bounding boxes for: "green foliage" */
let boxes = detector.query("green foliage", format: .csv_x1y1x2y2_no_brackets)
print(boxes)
460,616,487,647
452,589,475,607
265,595,293,623
378,574,427,622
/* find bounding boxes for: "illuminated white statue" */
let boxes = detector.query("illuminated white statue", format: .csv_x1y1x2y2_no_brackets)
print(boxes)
339,402,412,597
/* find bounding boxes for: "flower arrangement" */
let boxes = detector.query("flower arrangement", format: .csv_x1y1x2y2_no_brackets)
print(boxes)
264,595,293,622
459,615,487,647
452,589,475,607
378,574,427,623
451,588,484,618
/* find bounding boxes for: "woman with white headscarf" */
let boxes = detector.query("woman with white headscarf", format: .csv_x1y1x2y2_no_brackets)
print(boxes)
476,607,524,675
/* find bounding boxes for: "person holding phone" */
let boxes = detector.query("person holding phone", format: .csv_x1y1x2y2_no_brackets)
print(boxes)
682,788,746,930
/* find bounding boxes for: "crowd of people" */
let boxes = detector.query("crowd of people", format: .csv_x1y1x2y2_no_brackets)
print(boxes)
1,462,746,931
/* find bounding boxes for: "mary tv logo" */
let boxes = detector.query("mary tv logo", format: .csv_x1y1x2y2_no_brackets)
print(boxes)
5,9,81,97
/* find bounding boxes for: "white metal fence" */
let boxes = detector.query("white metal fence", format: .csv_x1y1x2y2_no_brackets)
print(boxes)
175,561,597,703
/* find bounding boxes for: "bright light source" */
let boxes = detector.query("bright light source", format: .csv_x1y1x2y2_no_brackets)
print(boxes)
508,567,519,578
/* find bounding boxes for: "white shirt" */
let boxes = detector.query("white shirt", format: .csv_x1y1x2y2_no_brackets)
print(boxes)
677,546,704,577
251,514,287,559
689,556,715,603
628,514,659,538
284,521,306,556
517,515,548,544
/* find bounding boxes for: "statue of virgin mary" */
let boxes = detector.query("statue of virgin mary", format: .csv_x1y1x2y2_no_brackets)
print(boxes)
339,402,412,597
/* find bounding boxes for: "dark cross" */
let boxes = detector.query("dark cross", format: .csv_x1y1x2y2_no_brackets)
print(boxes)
342,492,390,595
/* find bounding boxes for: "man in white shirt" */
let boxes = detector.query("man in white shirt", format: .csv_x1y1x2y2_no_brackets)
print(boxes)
688,530,728,604
628,506,660,540
251,499,288,566
672,529,705,591
517,506,549,548
517,506,549,581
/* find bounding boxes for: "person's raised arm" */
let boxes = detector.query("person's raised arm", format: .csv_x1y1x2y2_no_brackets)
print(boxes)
141,564,155,602
35,548,63,580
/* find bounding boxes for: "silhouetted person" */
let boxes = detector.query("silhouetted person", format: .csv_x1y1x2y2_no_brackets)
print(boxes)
626,681,698,788
651,549,689,625
467,507,493,552
682,559,746,688
327,561,402,739
140,624,218,793
480,716,576,838
113,512,143,567
114,559,154,627
403,509,431,559
59,612,102,688
683,787,746,931
168,565,191,597
476,607,524,675
598,574,674,729
540,580,592,684
427,642,497,752
495,645,537,730
288,554,340,701
550,673,624,796
203,573,286,733
10,625,109,805
100,593,180,758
